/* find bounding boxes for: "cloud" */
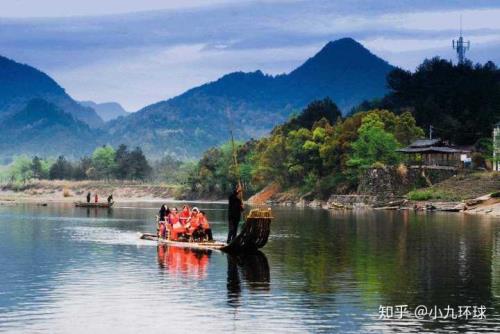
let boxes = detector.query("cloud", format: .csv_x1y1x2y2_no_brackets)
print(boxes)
0,0,244,18
53,43,317,111
0,1,499,110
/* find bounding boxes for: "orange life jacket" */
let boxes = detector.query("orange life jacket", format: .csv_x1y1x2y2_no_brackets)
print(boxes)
200,215,210,229
179,209,190,224
168,213,179,225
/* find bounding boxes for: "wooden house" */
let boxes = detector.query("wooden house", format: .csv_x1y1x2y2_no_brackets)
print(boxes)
397,138,471,168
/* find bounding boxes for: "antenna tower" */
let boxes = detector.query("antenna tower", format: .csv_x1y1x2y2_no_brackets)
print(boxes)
452,16,470,64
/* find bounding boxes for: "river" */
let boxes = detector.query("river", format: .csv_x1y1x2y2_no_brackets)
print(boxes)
0,202,499,333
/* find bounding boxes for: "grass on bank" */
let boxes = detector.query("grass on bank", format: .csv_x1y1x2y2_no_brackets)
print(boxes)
407,189,458,201
407,171,500,201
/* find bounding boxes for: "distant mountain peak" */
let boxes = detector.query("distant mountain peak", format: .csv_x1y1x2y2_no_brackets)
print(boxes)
322,37,363,50
0,54,103,127
292,38,389,77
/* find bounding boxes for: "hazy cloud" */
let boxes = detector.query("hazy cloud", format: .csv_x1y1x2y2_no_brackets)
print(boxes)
0,1,499,110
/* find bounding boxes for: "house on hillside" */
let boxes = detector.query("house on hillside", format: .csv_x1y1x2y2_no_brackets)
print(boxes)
397,138,471,168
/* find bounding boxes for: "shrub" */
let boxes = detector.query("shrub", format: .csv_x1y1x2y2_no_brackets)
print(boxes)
63,188,72,197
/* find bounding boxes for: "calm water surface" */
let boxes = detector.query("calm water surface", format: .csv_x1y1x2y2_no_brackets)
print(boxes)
1,202,500,333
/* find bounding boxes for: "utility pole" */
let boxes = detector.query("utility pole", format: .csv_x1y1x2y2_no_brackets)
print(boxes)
452,15,470,64
494,123,500,171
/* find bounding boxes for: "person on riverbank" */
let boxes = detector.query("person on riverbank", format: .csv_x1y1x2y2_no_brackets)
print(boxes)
107,194,113,204
94,194,98,203
86,192,91,203
227,184,244,244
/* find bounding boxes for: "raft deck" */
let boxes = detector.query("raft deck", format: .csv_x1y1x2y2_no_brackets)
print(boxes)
140,208,273,253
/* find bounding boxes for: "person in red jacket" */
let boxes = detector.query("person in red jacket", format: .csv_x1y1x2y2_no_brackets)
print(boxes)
168,207,179,225
179,205,191,225
169,207,187,241
187,207,201,236
190,209,213,241
94,194,98,203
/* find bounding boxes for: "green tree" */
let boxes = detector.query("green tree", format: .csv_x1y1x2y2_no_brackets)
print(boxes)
8,156,33,183
394,111,425,145
91,145,116,180
283,98,342,132
385,58,500,144
127,147,152,180
114,144,129,179
49,156,73,180
348,113,401,168
31,156,43,179
72,157,92,180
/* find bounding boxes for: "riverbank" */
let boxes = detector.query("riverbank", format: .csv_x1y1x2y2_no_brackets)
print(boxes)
1,176,498,218
0,180,180,204
247,172,500,217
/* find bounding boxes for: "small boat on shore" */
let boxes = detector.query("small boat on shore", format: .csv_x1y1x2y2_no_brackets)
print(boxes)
74,201,114,208
140,208,273,253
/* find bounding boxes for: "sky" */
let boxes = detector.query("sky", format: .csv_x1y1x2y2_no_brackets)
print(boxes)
1,0,499,111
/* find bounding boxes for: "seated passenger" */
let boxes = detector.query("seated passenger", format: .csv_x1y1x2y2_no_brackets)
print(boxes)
168,207,179,225
199,210,213,241
191,210,213,241
179,205,191,225
187,207,201,236
168,207,187,241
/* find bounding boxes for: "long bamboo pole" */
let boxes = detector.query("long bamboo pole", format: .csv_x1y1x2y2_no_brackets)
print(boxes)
226,108,243,201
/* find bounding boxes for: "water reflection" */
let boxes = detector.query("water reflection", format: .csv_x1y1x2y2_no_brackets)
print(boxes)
156,245,211,279
1,203,500,332
83,207,113,218
227,251,270,307
155,244,270,307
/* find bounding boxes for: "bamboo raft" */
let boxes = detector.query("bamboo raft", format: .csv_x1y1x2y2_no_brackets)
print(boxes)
74,201,114,208
140,208,273,253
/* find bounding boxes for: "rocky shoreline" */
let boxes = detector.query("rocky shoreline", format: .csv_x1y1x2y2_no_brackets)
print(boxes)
248,183,500,217
260,194,500,217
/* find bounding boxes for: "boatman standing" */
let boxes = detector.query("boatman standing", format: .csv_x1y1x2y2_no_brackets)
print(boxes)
227,184,244,244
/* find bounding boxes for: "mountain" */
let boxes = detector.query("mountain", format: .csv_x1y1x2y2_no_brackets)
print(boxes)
106,38,394,158
0,55,103,128
0,99,100,159
79,101,129,122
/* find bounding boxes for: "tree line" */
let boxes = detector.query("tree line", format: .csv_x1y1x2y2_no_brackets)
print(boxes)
187,98,425,199
354,57,500,145
4,144,152,184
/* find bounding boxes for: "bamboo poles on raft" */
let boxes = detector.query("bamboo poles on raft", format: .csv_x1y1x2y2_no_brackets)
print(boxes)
225,108,273,252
